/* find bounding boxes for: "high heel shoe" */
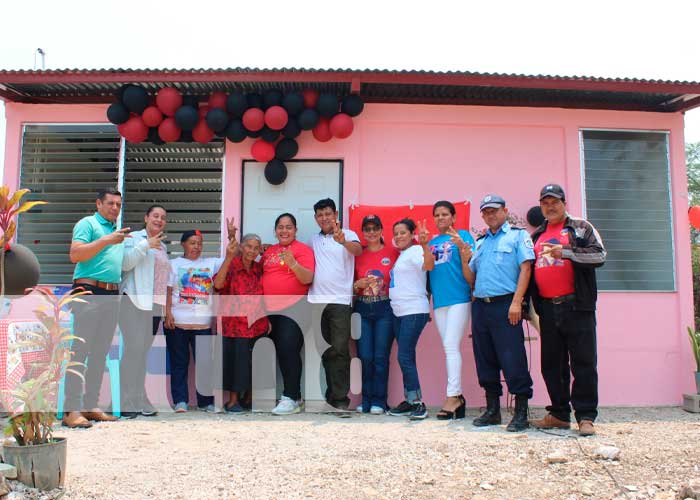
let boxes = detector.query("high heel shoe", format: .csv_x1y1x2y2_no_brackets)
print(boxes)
436,395,466,420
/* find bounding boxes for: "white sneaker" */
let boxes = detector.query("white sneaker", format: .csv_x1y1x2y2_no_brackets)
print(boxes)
370,406,385,415
272,396,300,415
356,405,364,413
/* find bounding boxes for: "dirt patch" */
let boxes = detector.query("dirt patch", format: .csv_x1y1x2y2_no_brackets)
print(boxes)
9,407,700,500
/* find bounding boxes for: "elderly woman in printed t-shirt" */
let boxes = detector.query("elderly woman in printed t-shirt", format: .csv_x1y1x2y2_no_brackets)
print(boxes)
164,223,236,413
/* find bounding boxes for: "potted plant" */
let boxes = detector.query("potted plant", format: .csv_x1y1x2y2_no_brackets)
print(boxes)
688,327,700,394
3,286,88,490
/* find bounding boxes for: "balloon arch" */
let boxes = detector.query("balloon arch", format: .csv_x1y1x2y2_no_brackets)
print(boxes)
107,85,364,185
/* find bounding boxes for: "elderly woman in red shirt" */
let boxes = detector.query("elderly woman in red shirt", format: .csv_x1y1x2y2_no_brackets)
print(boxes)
214,233,270,412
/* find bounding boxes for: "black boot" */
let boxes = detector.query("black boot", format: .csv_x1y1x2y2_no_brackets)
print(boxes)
506,395,529,432
472,393,501,427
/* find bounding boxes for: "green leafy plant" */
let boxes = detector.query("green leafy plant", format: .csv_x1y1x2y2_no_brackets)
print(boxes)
4,287,88,445
688,327,700,373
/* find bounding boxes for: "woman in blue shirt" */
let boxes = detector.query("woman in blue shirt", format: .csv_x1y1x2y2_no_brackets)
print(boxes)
428,200,475,419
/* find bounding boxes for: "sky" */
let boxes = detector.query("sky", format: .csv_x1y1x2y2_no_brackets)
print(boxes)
2,0,700,174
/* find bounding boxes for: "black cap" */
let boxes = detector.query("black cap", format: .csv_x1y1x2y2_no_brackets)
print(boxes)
180,229,202,243
479,194,506,211
361,214,383,228
539,184,566,201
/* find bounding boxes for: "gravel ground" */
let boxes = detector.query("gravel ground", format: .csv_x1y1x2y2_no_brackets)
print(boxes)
4,407,700,500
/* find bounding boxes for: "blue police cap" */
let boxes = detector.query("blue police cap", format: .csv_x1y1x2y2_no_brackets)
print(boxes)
479,194,506,211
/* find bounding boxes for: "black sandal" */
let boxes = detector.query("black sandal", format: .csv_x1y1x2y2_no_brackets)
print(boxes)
436,395,466,420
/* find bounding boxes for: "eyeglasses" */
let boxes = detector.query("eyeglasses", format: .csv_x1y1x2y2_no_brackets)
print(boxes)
363,226,381,233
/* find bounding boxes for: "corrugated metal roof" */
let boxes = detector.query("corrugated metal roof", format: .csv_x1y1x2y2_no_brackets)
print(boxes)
1,67,699,112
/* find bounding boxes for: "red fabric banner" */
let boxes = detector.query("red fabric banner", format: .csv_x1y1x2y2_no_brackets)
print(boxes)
349,202,471,246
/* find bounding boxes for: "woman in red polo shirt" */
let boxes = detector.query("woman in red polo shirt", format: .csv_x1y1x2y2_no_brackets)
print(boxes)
214,233,269,413
262,213,314,415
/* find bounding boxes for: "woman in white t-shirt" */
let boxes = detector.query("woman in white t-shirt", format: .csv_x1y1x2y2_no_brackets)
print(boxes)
164,228,235,413
387,218,435,420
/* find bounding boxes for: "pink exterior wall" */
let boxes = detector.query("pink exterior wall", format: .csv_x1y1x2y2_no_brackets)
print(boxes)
3,101,694,407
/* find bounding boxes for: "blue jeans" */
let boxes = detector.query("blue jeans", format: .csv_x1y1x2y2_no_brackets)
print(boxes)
354,299,394,411
393,312,430,402
164,327,214,408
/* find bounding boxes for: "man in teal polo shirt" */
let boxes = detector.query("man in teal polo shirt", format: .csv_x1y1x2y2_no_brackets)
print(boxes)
63,188,131,428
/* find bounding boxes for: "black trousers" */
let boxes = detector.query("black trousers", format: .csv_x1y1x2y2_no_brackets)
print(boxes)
471,299,533,398
269,314,305,400
319,303,352,406
118,295,162,411
222,336,264,393
64,284,120,411
539,301,598,423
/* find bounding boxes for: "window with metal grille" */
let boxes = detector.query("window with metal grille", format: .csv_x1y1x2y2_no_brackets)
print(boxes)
17,124,121,285
581,130,674,291
17,125,225,285
122,141,224,258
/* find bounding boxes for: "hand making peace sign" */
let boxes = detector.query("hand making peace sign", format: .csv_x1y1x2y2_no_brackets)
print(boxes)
416,219,431,245
446,227,472,261
332,220,346,244
226,216,238,241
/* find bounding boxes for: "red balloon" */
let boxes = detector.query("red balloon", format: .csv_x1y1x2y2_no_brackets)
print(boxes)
158,117,181,142
242,108,265,132
117,115,148,143
155,87,183,117
192,119,215,144
329,113,354,139
251,140,275,162
303,89,319,108
142,106,164,127
690,206,700,230
264,106,289,130
208,91,227,110
312,117,332,142
198,105,210,118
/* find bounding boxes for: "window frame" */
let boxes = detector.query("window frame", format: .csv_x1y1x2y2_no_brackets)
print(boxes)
579,127,676,293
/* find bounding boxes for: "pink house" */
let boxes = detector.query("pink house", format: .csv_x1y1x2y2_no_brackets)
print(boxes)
0,67,698,408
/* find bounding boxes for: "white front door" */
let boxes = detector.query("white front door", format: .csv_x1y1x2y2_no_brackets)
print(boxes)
242,160,342,245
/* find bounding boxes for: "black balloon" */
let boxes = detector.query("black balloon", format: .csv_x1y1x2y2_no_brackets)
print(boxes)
260,126,280,142
180,130,193,143
148,127,165,145
246,128,262,138
282,92,304,116
117,84,140,102
282,118,301,138
316,93,339,118
298,109,320,130
263,89,283,109
206,108,229,132
122,85,149,114
275,138,298,161
1,244,40,296
182,95,200,107
526,206,545,227
225,119,247,143
107,102,130,125
227,92,248,118
265,160,288,185
246,93,263,109
341,94,365,117
175,106,199,131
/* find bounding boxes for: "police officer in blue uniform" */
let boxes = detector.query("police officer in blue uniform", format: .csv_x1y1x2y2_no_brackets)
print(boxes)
466,194,535,432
